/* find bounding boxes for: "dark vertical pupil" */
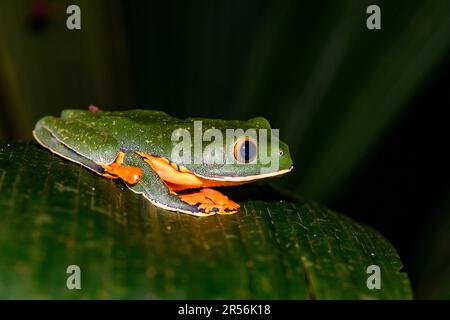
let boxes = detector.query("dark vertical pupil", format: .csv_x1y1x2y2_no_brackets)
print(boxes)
240,140,255,162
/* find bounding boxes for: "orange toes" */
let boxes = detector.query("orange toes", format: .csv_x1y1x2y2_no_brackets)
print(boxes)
179,188,240,215
103,163,142,185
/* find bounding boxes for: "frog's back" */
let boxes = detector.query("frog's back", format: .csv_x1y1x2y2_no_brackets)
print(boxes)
57,108,262,156
60,109,185,155
61,109,172,122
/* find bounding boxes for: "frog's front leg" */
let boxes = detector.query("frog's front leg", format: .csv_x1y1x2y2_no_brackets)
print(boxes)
100,151,142,184
123,152,216,217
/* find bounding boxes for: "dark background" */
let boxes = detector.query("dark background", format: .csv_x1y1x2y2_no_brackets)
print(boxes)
0,0,449,298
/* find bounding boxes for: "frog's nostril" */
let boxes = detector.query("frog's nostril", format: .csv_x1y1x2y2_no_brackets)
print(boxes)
278,150,284,156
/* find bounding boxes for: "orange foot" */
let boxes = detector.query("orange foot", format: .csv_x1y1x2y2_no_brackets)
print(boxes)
102,162,142,185
178,188,240,215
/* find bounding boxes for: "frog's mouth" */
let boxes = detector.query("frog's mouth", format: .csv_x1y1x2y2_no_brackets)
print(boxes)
137,153,292,192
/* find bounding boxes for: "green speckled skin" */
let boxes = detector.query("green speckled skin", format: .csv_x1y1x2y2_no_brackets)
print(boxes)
33,109,293,215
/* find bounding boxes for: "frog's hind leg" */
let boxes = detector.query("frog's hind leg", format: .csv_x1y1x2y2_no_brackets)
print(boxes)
33,117,142,184
34,116,118,160
123,152,214,217
136,153,240,214
33,122,106,175
33,116,142,184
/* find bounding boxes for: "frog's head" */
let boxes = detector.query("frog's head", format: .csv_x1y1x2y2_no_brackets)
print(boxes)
146,116,293,190
188,116,293,181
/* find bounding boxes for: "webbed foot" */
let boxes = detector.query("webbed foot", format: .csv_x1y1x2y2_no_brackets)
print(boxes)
103,162,142,185
178,188,240,215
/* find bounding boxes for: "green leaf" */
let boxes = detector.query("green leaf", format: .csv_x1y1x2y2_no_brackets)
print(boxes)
0,142,412,299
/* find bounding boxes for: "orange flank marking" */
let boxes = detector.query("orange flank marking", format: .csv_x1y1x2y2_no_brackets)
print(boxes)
136,152,244,191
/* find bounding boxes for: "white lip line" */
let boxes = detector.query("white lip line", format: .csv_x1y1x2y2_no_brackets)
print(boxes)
192,166,293,182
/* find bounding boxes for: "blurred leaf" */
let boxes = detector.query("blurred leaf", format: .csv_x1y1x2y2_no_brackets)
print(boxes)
0,0,133,139
0,142,411,299
232,0,450,202
0,46,28,139
121,0,266,119
413,191,450,299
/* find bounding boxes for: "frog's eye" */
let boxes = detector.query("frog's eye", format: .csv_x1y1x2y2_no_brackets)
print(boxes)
234,137,257,163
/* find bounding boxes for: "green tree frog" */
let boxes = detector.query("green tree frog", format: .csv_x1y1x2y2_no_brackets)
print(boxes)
33,106,293,216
